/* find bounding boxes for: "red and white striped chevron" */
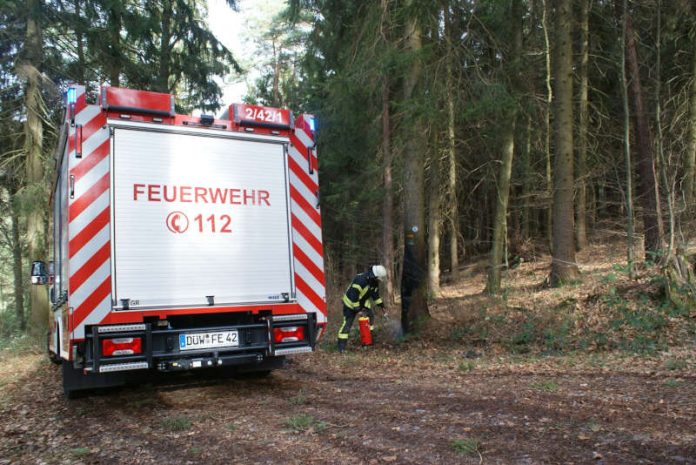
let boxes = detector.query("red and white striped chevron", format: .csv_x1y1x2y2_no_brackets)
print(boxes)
289,116,327,329
66,85,112,340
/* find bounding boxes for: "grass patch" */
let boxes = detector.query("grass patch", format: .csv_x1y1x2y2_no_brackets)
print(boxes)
531,380,559,392
450,437,479,456
226,422,237,432
664,359,688,371
161,415,192,431
458,361,476,373
70,447,91,457
285,414,326,433
664,379,683,388
190,447,202,455
289,390,308,405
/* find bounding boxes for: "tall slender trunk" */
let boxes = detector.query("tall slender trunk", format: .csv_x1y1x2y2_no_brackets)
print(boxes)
156,0,173,92
487,0,521,294
685,26,696,208
400,7,429,332
22,0,49,334
521,116,532,239
427,137,441,296
619,0,636,278
542,0,553,250
445,4,459,279
381,78,395,304
107,2,122,86
549,0,580,285
75,0,85,83
11,194,26,331
624,13,664,256
487,117,516,293
575,0,590,250
380,0,395,304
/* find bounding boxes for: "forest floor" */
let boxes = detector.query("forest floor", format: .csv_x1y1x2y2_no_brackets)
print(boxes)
1,239,695,465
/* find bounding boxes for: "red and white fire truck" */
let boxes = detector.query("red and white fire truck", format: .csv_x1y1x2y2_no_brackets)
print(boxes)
31,85,327,397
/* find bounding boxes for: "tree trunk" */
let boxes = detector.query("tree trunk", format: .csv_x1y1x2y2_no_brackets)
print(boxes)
549,0,580,285
685,28,696,208
11,195,26,331
487,0,521,294
400,7,429,333
155,0,173,92
22,0,49,335
381,77,395,305
575,0,590,250
542,0,553,251
380,0,395,305
624,13,664,256
107,2,122,86
445,4,459,279
620,0,636,278
427,139,441,296
74,0,85,83
487,117,516,294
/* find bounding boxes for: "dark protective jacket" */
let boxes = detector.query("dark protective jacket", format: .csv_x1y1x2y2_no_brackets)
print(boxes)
342,271,383,311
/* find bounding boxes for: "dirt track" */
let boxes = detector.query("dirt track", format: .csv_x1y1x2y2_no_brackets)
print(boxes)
1,344,695,465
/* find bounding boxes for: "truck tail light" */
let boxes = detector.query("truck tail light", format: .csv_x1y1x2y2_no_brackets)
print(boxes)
102,337,142,357
273,326,305,344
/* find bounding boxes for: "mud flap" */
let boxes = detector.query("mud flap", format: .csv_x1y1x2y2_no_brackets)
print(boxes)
62,361,127,399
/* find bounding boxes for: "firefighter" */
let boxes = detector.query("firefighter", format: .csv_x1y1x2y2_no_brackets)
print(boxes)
337,265,387,353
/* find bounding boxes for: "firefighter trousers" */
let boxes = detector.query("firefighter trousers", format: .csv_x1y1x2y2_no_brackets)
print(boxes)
337,305,374,350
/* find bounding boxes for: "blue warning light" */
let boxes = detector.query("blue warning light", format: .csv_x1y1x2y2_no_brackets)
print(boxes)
307,116,316,132
67,87,77,104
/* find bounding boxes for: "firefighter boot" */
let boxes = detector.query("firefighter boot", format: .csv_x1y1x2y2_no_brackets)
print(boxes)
337,339,347,353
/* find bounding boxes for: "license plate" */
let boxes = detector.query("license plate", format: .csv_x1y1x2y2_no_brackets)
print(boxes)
179,331,239,351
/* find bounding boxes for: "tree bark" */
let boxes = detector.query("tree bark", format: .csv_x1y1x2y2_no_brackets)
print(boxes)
549,0,581,285
22,0,49,334
624,13,664,256
380,0,395,305
487,117,516,294
620,0,636,278
11,193,26,331
445,4,459,279
685,27,696,208
107,2,122,86
155,0,174,92
487,0,521,294
381,77,395,304
400,6,429,332
542,0,553,251
427,139,441,296
575,0,590,250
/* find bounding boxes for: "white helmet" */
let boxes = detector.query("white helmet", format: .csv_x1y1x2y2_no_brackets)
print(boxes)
372,265,387,281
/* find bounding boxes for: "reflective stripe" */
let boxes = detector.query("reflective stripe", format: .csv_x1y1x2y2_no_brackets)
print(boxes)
342,295,359,308
338,317,350,338
369,326,374,331
337,333,349,340
374,298,383,305
365,300,372,309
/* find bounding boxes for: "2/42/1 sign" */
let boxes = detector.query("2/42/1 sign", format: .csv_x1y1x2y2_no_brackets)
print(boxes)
179,331,239,351
234,103,292,129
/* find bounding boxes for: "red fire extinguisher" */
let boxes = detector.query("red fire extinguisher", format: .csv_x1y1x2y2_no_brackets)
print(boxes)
358,316,373,346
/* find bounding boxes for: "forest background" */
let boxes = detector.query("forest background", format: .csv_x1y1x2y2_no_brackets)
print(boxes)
1,0,695,349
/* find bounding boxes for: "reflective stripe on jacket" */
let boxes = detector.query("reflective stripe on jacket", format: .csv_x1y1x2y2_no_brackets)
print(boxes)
342,271,383,310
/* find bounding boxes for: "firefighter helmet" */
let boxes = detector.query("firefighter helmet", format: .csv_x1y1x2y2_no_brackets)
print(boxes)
372,265,387,281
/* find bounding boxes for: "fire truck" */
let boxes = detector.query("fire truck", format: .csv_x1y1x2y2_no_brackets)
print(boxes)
31,85,327,397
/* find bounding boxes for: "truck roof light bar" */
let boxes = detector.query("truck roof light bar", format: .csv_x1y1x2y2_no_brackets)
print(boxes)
101,86,175,117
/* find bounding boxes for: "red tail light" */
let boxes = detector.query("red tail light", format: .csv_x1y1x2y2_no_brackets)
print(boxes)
273,326,305,344
102,337,142,357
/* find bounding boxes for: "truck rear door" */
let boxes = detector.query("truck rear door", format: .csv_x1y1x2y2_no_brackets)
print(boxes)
111,124,294,309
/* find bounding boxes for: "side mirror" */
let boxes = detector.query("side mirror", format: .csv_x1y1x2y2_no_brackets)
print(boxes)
31,261,48,285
